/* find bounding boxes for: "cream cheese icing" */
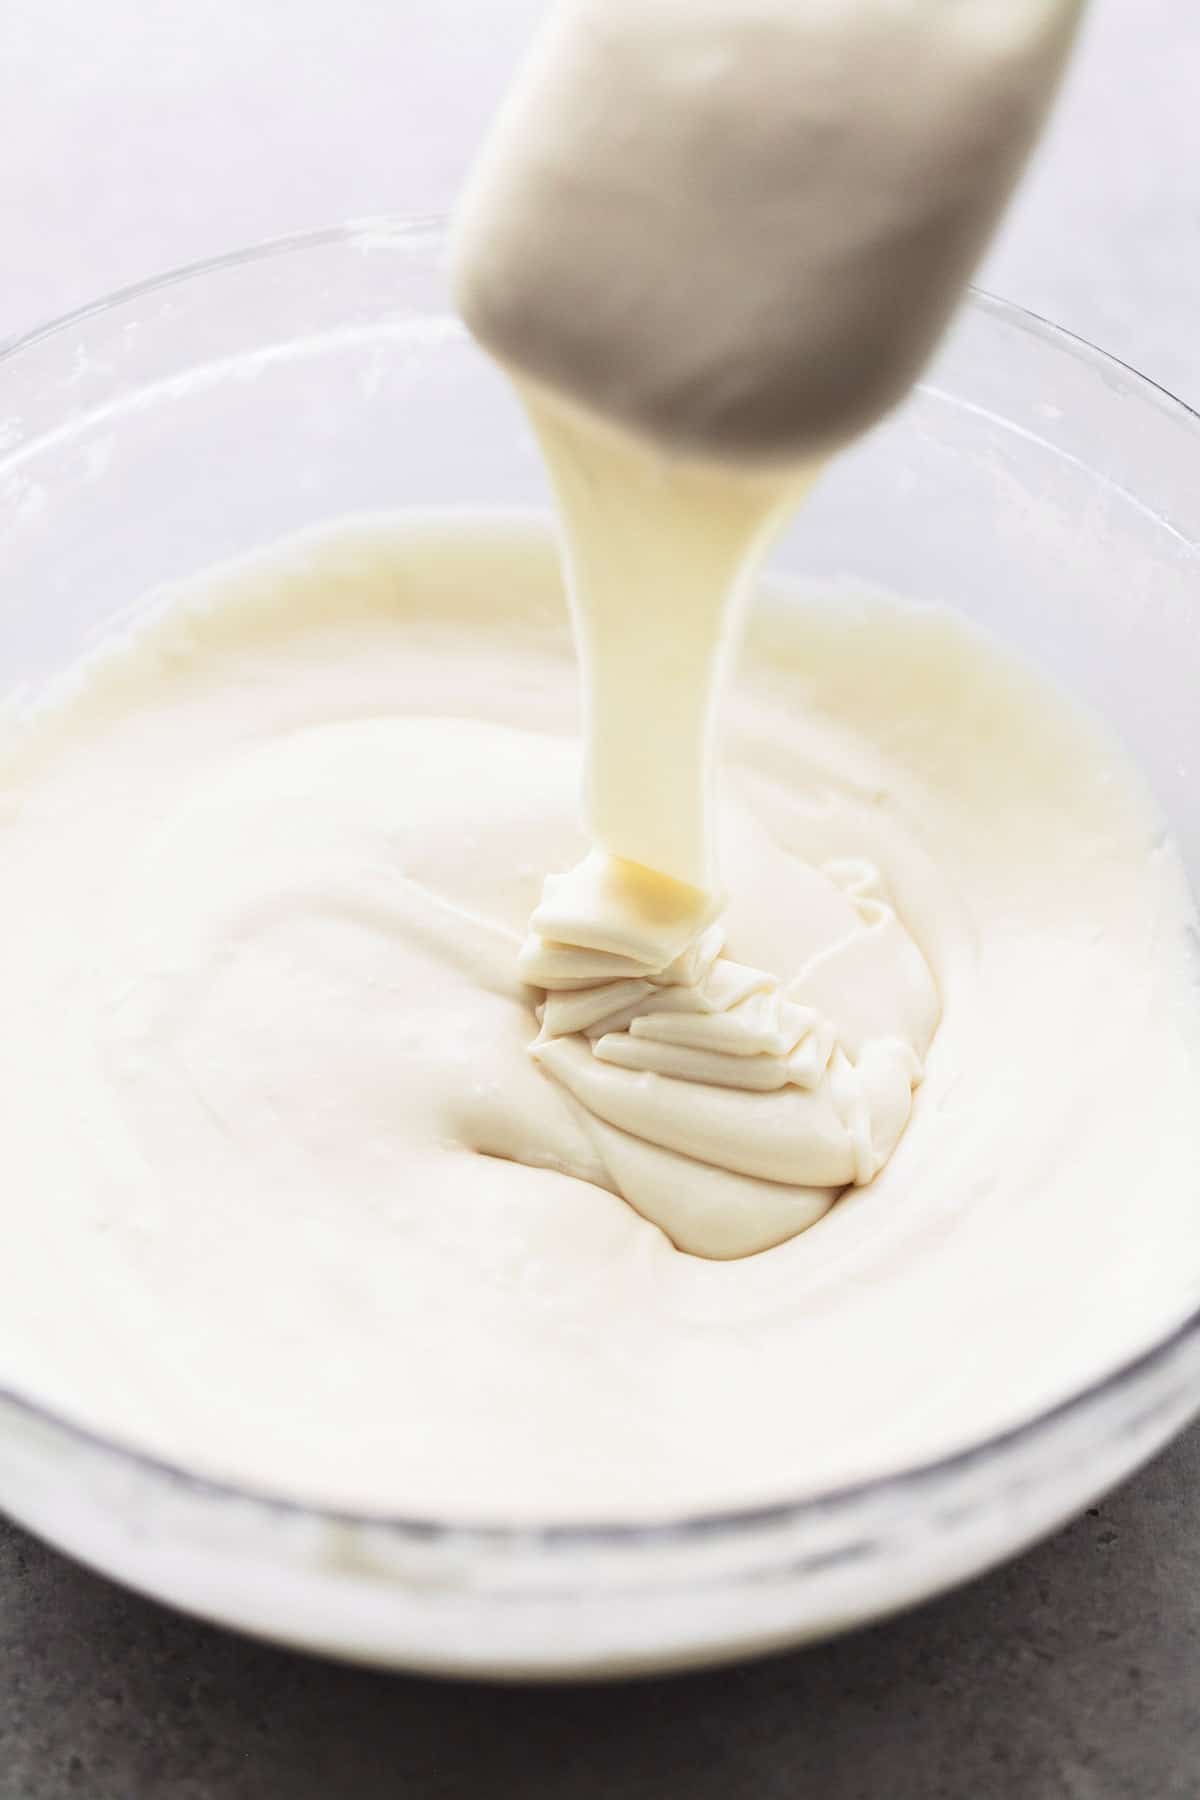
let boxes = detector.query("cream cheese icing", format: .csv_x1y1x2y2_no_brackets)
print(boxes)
0,516,1197,1520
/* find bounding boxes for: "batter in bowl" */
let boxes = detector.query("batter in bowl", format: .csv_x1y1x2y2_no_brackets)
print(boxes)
0,515,1197,1520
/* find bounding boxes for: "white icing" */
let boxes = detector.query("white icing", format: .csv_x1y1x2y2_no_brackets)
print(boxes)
1,517,1197,1523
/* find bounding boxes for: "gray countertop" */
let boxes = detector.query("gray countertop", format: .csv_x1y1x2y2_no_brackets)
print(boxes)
3,1429,1199,1799
2,2,1199,1794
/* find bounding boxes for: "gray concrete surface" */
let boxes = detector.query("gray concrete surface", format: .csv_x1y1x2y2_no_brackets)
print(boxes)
2,2,1199,1795
2,1427,1198,1800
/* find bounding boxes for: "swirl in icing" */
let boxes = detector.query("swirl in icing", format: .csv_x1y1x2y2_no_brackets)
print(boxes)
522,847,940,1256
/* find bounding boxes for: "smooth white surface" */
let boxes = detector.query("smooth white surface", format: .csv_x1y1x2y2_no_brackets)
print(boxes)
2,513,1198,1523
4,0,1198,410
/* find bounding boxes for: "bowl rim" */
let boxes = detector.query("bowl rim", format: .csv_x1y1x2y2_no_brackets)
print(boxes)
3,213,1198,435
1,217,1198,1550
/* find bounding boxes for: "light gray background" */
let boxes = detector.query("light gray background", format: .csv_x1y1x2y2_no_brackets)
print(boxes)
1,3,1199,1795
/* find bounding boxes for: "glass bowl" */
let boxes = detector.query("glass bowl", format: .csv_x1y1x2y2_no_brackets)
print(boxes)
1,223,1198,1680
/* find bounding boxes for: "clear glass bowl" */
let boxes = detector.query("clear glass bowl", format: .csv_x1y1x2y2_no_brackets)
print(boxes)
1,223,1198,1679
